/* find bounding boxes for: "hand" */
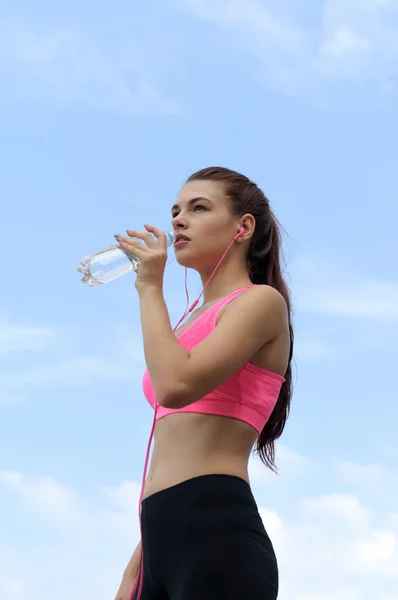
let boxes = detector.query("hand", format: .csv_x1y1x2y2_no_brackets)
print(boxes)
114,225,168,291
114,572,137,600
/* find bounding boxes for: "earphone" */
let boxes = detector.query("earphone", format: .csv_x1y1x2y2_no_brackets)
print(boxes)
131,221,249,600
235,226,245,240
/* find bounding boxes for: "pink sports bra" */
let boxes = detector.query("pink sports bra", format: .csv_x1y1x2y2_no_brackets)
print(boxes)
141,286,286,434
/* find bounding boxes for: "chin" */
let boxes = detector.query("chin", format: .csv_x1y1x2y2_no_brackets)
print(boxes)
174,246,202,270
175,253,197,268
174,243,219,271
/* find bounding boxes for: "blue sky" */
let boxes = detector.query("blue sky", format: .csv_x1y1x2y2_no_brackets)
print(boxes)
1,1,397,598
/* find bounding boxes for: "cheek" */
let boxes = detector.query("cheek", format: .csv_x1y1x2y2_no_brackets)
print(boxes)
204,214,230,233
206,219,234,242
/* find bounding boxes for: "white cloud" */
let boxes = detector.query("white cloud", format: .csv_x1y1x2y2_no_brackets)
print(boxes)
301,492,371,528
314,0,398,80
184,0,305,48
0,22,181,115
0,355,141,404
99,480,142,537
0,578,26,600
181,0,398,94
0,469,141,542
253,448,398,596
0,470,94,537
0,317,145,403
334,460,398,505
2,457,398,600
0,469,141,600
260,491,398,599
0,316,60,357
101,479,142,512
300,278,398,318
182,0,310,92
294,256,398,319
336,460,390,485
17,355,140,386
249,443,316,484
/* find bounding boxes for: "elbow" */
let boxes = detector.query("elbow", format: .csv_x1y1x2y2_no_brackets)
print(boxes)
157,381,191,409
157,382,198,410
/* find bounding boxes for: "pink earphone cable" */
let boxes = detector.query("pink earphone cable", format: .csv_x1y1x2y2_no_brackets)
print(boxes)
129,226,245,600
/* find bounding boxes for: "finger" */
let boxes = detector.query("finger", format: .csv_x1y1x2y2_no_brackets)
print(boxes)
119,241,147,257
126,229,157,248
144,225,167,250
115,236,148,254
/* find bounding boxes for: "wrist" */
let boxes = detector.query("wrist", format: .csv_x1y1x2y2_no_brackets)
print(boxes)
136,282,163,295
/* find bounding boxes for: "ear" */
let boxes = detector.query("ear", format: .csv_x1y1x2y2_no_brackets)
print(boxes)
239,214,256,241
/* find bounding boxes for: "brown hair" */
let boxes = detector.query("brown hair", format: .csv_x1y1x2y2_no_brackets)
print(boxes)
187,167,294,472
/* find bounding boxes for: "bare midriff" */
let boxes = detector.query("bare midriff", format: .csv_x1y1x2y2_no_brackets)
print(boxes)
141,295,286,500
142,412,258,499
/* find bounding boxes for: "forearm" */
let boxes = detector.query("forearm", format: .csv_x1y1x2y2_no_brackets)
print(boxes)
114,541,141,600
137,286,190,403
124,540,142,579
115,540,141,600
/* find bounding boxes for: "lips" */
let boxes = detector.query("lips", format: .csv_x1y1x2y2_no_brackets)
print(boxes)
174,234,191,244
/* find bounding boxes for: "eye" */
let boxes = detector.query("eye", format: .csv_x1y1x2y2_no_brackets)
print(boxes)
171,204,207,219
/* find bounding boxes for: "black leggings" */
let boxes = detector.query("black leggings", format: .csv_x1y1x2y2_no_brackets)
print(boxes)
131,474,278,599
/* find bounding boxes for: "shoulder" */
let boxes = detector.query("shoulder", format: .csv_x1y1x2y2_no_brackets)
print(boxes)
220,285,288,338
165,285,289,408
225,285,287,319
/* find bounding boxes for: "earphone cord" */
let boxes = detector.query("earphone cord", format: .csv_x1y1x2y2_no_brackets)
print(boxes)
129,228,244,600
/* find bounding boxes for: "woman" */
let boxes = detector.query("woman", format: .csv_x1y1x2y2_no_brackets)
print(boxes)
114,167,293,600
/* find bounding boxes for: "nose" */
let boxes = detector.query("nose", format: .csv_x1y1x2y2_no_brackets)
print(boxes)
172,214,189,232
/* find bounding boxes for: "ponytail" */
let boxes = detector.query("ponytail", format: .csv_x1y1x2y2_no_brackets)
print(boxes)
248,214,293,471
187,166,294,472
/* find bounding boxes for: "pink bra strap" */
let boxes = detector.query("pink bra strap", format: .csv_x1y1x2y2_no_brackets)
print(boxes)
211,285,257,324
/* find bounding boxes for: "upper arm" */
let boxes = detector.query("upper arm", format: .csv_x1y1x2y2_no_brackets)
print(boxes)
162,285,288,408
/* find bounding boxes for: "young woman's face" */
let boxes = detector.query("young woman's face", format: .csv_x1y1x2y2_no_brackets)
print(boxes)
171,180,240,270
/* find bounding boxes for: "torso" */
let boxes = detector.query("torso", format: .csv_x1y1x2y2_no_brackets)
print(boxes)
142,292,289,500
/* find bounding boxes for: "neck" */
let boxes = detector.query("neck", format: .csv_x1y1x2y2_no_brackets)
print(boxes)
197,260,253,305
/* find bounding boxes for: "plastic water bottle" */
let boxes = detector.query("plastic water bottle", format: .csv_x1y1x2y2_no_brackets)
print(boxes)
77,231,175,286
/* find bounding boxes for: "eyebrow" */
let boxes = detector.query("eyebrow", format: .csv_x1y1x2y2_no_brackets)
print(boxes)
171,196,213,213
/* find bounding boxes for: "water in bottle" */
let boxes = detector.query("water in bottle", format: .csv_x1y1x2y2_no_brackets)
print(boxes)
77,231,175,286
